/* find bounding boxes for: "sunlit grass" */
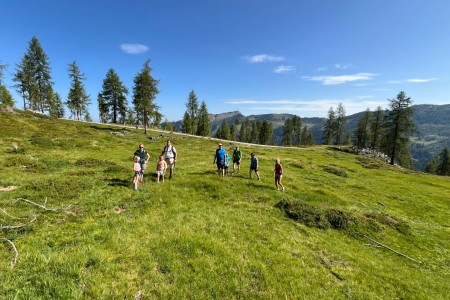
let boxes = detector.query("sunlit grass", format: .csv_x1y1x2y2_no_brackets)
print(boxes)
1,110,449,299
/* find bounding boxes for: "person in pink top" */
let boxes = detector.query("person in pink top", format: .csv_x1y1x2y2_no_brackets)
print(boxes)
133,156,142,191
274,158,285,191
156,155,168,183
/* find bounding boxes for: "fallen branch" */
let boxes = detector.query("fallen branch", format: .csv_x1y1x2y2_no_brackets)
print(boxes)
0,208,23,220
1,216,37,230
364,243,382,248
3,238,18,268
357,232,420,263
14,198,60,212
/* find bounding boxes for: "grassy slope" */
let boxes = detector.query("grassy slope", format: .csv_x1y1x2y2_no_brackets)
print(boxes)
0,110,449,299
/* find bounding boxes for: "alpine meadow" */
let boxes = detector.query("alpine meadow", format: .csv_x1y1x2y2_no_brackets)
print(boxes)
1,109,449,299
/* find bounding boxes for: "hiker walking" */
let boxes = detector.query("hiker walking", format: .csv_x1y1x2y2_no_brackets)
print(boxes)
133,156,142,191
249,152,260,180
134,143,150,182
213,143,227,177
161,140,177,179
232,146,242,174
274,158,285,191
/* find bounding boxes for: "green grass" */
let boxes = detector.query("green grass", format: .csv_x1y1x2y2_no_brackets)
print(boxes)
1,110,449,299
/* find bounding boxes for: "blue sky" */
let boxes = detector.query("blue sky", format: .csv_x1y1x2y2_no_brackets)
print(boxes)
1,0,450,121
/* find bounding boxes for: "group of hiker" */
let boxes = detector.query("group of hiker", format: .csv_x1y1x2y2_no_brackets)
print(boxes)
132,140,285,192
213,143,285,191
133,140,177,191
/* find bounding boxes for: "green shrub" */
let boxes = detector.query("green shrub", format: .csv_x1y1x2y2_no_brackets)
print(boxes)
276,199,330,229
323,166,348,177
325,209,355,230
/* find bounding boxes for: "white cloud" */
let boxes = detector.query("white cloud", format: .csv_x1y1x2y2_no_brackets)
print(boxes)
244,54,285,63
334,63,353,69
304,73,378,85
407,78,438,83
389,78,438,84
120,43,149,54
274,65,296,74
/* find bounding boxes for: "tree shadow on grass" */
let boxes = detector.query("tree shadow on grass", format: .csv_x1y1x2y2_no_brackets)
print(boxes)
108,178,130,187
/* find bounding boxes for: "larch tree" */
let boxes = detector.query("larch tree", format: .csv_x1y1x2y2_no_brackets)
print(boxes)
0,62,15,107
381,91,416,167
370,106,384,151
48,91,64,118
132,59,160,134
184,90,199,135
282,118,294,146
98,68,128,124
334,102,347,145
66,61,90,120
13,36,53,112
292,116,302,145
353,108,372,149
323,107,336,145
196,100,211,136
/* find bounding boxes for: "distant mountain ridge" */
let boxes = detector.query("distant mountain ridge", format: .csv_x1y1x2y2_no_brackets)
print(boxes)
172,104,450,170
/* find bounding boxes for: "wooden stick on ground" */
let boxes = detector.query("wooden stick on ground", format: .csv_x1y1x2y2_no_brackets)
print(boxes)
14,198,59,212
357,232,420,263
1,217,37,230
3,238,19,268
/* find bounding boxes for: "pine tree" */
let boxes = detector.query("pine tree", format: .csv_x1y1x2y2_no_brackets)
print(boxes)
196,100,211,136
98,68,128,124
216,119,230,140
48,91,64,118
0,62,15,107
181,111,191,134
370,106,384,151
437,146,450,176
97,93,108,123
12,36,53,112
240,118,252,143
132,59,160,134
259,120,273,145
323,107,336,145
163,118,175,132
282,118,294,146
381,91,415,167
292,116,302,145
230,123,237,141
126,107,136,125
184,90,199,134
66,61,90,120
353,108,372,149
424,156,439,174
334,102,346,145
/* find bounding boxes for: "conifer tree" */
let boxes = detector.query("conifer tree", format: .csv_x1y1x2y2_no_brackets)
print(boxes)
126,107,135,125
163,118,175,132
282,118,293,146
437,146,450,176
353,108,372,149
97,93,108,123
66,61,90,120
323,107,336,145
292,116,302,145
216,119,230,140
230,123,237,141
98,68,128,123
196,100,211,136
181,111,191,134
13,36,53,112
381,91,415,166
334,102,347,145
370,106,384,151
259,120,273,145
132,59,159,134
0,62,15,107
48,91,64,118
184,90,199,134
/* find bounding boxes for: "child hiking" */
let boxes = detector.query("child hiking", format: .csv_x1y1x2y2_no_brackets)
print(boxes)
274,158,285,191
249,153,260,180
232,146,242,174
133,156,142,191
156,155,168,183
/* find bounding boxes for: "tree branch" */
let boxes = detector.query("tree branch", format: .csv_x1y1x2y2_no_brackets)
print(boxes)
357,232,420,263
3,238,19,268
14,198,60,212
1,216,37,230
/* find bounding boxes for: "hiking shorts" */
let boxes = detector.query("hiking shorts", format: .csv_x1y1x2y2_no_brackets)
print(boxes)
157,170,165,175
165,158,174,166
250,166,258,172
217,161,225,170
233,159,240,164
141,163,147,170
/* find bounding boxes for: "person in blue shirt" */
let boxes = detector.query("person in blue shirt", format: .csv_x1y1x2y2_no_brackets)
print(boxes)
213,143,227,177
249,152,261,180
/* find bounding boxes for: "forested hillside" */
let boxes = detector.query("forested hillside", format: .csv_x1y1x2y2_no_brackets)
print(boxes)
175,104,450,170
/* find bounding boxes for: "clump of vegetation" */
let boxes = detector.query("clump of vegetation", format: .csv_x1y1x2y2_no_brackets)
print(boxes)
323,165,348,177
277,199,356,230
364,213,411,235
74,158,113,167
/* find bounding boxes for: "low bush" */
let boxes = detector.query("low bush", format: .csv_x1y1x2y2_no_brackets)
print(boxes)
323,166,348,177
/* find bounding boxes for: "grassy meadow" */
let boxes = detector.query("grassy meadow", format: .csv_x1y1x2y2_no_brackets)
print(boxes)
1,110,449,299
